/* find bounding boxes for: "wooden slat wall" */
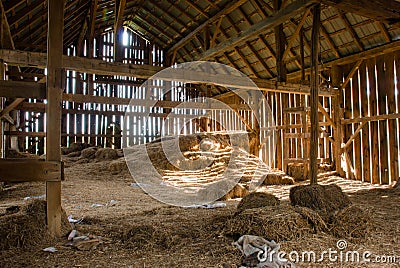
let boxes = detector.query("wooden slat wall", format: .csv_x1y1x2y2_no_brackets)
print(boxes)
342,53,400,184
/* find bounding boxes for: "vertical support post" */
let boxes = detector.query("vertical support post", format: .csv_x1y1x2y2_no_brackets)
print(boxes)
331,65,344,176
0,60,4,158
309,4,320,184
273,0,287,82
46,0,64,236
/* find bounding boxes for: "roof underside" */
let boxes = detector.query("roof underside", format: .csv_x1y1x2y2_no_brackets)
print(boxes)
2,0,400,81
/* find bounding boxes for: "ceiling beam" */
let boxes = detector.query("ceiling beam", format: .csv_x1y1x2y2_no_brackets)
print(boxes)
337,10,364,51
114,0,127,62
288,39,400,79
198,0,319,60
166,0,247,56
321,0,400,24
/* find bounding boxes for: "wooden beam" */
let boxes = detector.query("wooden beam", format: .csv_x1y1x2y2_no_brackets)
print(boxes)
167,0,247,55
198,0,319,60
288,39,400,79
320,22,340,58
0,81,46,99
341,112,400,125
318,102,335,129
0,49,164,78
282,9,311,61
377,22,391,42
342,60,363,88
0,98,24,120
0,159,62,182
114,0,126,62
337,10,364,51
309,4,320,184
341,121,367,151
46,0,64,237
274,0,287,82
322,0,400,24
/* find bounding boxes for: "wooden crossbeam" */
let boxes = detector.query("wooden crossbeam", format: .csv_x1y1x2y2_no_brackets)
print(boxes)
198,0,319,60
0,159,63,182
0,80,46,99
288,39,400,79
337,10,364,51
341,112,400,125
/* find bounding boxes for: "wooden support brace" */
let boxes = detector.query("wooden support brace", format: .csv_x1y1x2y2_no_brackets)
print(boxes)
282,9,310,61
318,101,335,129
342,60,363,88
341,121,366,151
0,98,24,120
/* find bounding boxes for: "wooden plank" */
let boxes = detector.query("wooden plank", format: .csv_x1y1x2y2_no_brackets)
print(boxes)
367,58,379,184
198,0,319,60
352,68,362,180
0,159,62,182
385,53,398,183
359,62,371,183
46,0,64,237
309,4,320,184
376,55,389,184
0,80,46,99
343,64,353,180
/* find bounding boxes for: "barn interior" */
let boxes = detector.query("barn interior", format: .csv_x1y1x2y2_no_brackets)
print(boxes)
1,0,400,267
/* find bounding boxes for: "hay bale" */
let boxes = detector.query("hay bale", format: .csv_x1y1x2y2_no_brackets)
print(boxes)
330,205,371,239
6,149,39,159
237,192,280,211
0,200,71,250
223,205,312,242
179,135,200,151
287,163,307,181
81,147,98,159
263,170,295,185
290,184,351,220
109,158,128,174
219,184,249,201
95,148,118,160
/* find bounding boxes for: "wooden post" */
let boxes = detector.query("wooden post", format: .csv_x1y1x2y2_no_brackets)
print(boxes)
331,65,344,176
46,0,64,237
309,4,320,184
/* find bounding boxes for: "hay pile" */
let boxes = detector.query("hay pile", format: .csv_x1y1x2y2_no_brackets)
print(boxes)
236,192,280,211
287,163,307,181
0,200,71,250
330,205,371,239
223,205,313,242
290,184,351,220
120,224,178,251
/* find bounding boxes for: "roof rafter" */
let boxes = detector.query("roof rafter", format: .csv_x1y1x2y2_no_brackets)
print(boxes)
337,10,364,51
167,0,247,56
198,0,319,60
